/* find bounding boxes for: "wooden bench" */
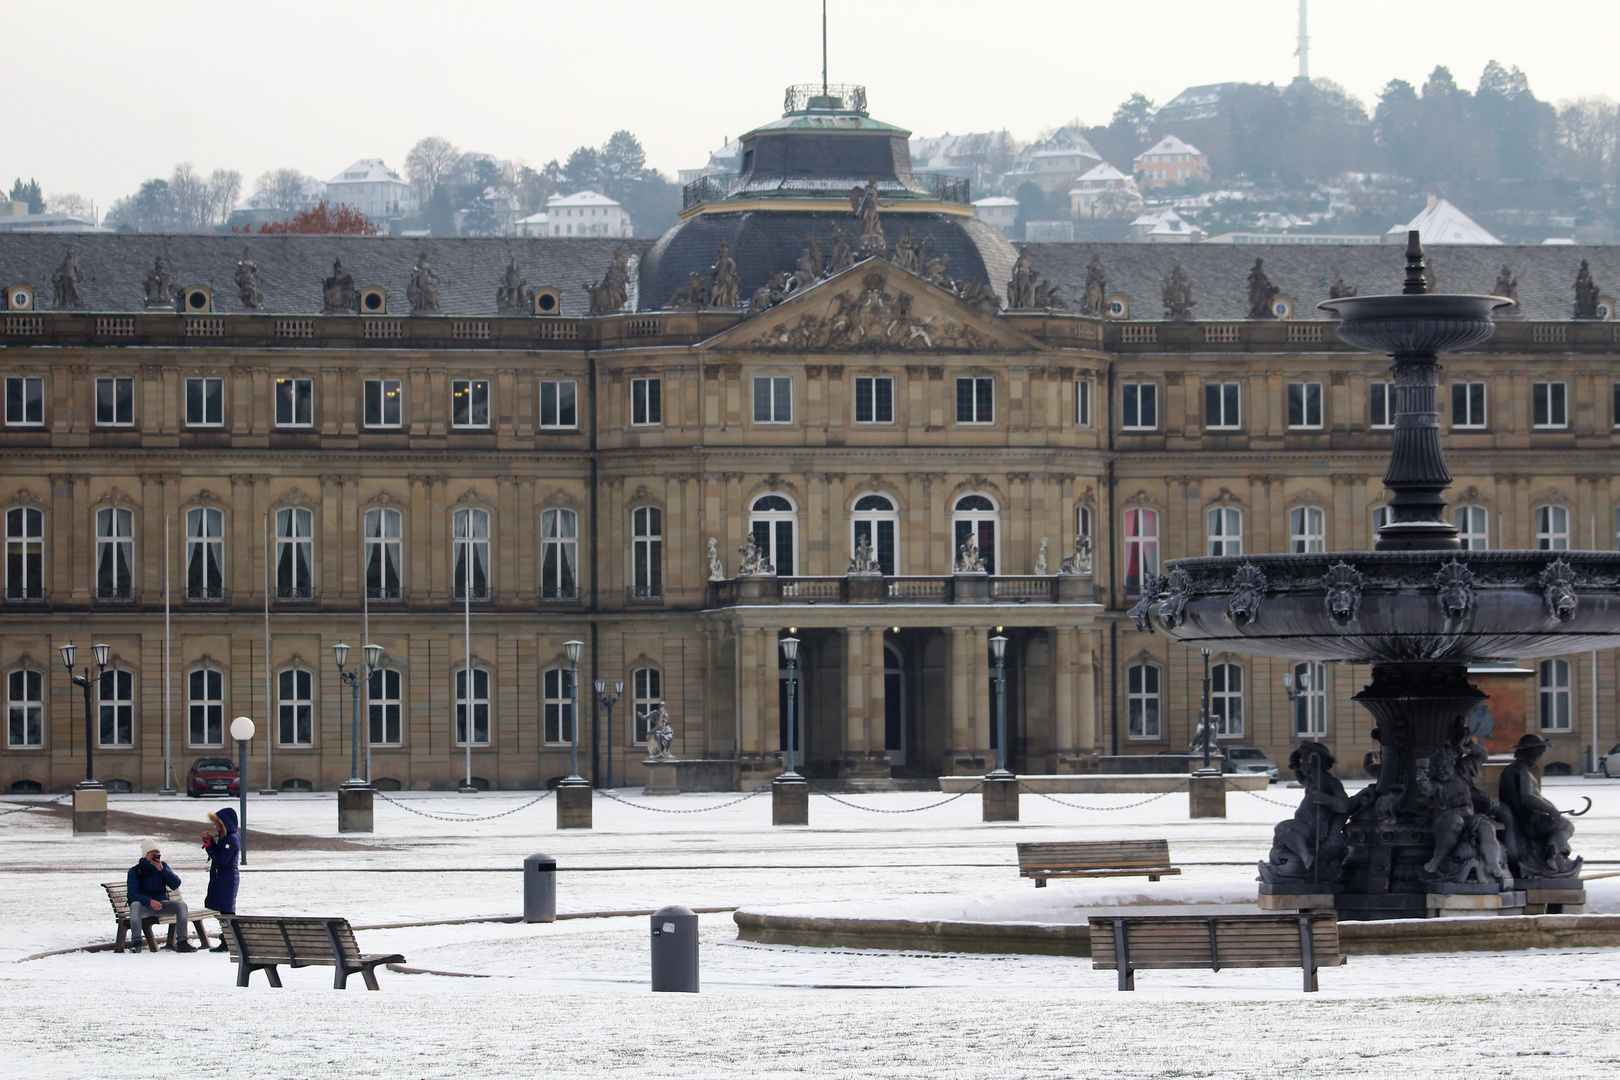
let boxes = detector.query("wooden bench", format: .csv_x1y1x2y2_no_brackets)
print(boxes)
1090,912,1343,993
102,882,218,952
1016,840,1181,886
221,915,405,990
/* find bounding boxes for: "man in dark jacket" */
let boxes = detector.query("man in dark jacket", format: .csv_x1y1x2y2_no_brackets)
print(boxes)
202,809,240,952
127,840,196,953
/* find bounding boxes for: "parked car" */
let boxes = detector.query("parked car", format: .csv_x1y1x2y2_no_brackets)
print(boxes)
1602,742,1620,778
186,757,240,797
1222,745,1280,781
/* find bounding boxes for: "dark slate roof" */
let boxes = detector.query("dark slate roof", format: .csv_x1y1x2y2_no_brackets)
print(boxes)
638,210,1018,312
0,234,652,317
1023,242,1620,321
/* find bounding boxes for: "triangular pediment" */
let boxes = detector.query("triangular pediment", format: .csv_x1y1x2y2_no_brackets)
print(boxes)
704,259,1040,354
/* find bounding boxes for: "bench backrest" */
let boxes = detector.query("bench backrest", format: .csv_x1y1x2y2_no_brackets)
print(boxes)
1017,840,1172,870
1091,914,1340,971
221,916,361,966
103,882,188,918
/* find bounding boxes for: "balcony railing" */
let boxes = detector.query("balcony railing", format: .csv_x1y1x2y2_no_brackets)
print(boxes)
626,585,663,603
3,585,46,603
184,585,227,603
274,584,317,602
540,585,581,603
365,585,406,602
682,170,971,212
92,586,138,604
451,585,493,603
707,575,1087,607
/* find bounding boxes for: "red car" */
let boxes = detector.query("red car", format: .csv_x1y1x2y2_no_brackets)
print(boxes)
186,757,240,797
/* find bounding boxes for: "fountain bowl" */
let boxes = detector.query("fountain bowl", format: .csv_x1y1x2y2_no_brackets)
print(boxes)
1319,293,1513,355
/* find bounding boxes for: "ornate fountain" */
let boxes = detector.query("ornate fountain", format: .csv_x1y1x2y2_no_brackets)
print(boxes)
1137,234,1605,918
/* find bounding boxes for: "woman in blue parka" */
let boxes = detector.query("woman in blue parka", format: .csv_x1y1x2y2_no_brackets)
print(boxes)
202,807,240,951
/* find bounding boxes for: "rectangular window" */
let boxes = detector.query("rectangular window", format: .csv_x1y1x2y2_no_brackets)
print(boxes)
368,668,402,745
1369,381,1393,429
543,667,575,744
955,377,994,424
1533,381,1567,428
364,507,402,599
6,506,44,601
96,506,135,600
1287,382,1323,428
451,379,491,428
277,668,313,746
1123,508,1158,596
538,379,577,429
1539,659,1571,732
455,668,490,745
1207,506,1242,556
185,507,224,600
1127,664,1161,739
1455,505,1489,550
1289,506,1326,553
274,378,313,427
185,377,223,427
364,378,402,428
1613,382,1620,429
1075,379,1093,427
631,377,662,426
541,507,579,600
632,506,662,599
96,377,134,426
452,507,491,601
1121,382,1157,430
97,671,135,746
188,669,224,746
5,376,43,426
855,376,895,424
8,669,44,747
752,376,792,423
1204,381,1240,430
275,507,314,599
632,668,662,744
1293,662,1326,736
1537,505,1570,550
1210,663,1243,737
1451,381,1486,428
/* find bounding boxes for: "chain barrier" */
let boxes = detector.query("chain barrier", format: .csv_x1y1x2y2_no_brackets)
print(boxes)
1029,782,1189,811
596,787,768,814
373,790,551,822
815,782,985,813
1234,787,1303,809
0,793,72,817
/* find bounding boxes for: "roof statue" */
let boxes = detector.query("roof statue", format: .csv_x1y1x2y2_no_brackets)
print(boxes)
923,251,952,290
495,258,528,316
234,247,264,311
953,278,1000,316
665,270,711,310
792,232,824,292
847,534,881,575
322,258,355,314
1423,255,1437,293
708,242,740,309
1246,257,1279,319
891,227,914,273
1574,260,1601,319
850,179,885,258
1328,270,1357,300
584,248,630,315
1006,248,1037,309
1494,265,1519,308
1033,277,1067,310
826,224,853,276
407,252,441,315
143,256,177,310
1080,255,1107,316
51,247,84,310
747,271,792,317
1161,264,1195,320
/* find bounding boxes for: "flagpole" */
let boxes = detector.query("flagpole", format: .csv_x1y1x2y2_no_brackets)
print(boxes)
263,509,273,793
160,514,174,794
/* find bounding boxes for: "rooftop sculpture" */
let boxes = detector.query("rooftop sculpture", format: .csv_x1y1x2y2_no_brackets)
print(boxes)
51,247,84,309
235,247,264,311
407,253,441,315
496,259,527,316
143,257,177,309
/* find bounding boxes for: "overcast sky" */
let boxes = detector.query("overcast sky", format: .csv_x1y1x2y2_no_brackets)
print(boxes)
6,0,1618,211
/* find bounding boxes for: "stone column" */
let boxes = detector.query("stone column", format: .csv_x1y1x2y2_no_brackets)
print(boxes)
946,627,984,775
734,626,780,790
1077,632,1097,754
839,627,888,778
1053,626,1076,761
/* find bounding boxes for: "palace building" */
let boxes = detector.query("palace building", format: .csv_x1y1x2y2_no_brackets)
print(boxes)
3,85,1619,793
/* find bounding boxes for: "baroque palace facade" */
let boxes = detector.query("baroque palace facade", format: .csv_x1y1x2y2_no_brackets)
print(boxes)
4,86,1620,792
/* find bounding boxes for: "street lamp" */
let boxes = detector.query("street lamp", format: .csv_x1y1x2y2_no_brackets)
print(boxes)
594,677,624,789
779,636,801,778
564,640,584,780
60,642,110,787
333,642,382,787
229,716,255,865
988,635,1011,778
1198,647,1214,772
1283,667,1312,749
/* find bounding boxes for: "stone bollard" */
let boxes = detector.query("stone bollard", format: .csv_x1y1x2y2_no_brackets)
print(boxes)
337,782,374,833
72,782,107,834
1189,769,1227,818
523,853,556,922
650,904,699,992
982,774,1020,822
556,777,593,829
771,776,809,826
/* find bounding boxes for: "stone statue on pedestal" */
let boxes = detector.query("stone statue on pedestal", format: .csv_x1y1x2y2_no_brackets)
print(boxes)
1006,248,1037,309
496,259,528,315
827,224,854,275
737,535,775,576
850,180,886,258
954,538,985,574
1033,537,1049,576
1161,264,1195,320
1574,260,1601,319
709,242,740,308
583,248,630,315
1080,255,1107,316
1494,265,1518,307
51,247,85,310
144,256,177,309
1246,258,1279,319
707,537,725,581
1058,533,1092,576
848,534,881,575
235,247,264,311
407,253,442,315
323,258,356,314
644,703,675,760
1257,742,1372,885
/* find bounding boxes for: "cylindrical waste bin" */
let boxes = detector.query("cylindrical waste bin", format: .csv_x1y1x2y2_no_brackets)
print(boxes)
650,904,699,992
523,853,557,923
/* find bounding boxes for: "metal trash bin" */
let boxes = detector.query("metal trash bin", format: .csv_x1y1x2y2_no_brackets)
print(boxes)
523,853,556,923
650,904,699,992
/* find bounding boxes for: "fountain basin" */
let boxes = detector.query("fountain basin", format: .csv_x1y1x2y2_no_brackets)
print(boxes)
1319,293,1512,354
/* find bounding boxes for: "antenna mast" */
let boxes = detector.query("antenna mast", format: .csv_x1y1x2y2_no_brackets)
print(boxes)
822,0,828,95
1297,0,1309,82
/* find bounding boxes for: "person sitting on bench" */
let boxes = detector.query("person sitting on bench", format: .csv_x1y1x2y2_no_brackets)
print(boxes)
127,839,196,953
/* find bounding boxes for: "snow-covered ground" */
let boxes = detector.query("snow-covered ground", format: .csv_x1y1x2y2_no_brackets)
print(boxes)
4,779,1619,1079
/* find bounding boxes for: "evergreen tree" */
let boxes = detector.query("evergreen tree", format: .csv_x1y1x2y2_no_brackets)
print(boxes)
8,178,43,213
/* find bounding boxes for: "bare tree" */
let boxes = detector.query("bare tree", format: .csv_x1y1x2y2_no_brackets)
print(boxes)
207,168,242,226
1557,96,1620,185
406,136,460,201
254,168,319,214
46,192,92,217
168,163,211,229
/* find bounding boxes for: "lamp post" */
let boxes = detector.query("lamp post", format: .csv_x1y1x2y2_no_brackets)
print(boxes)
1199,647,1214,772
1283,667,1312,749
772,636,808,826
988,635,1010,777
1189,647,1226,819
780,636,801,779
61,642,110,833
594,678,624,790
229,715,255,864
557,640,591,829
333,642,381,833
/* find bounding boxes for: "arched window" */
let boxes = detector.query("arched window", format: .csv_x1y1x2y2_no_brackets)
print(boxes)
1539,658,1572,731
7,669,43,747
631,506,662,599
455,667,490,745
188,669,224,746
1122,507,1158,595
851,494,899,575
277,668,314,746
953,494,999,574
750,494,796,576
541,507,579,600
98,668,134,746
275,507,314,599
1210,663,1242,737
1207,507,1242,556
5,506,43,600
543,667,574,744
96,506,135,600
632,667,661,744
1127,663,1160,739
186,507,224,600
452,507,490,601
368,668,402,745
1292,661,1326,736
1455,505,1488,550
1536,505,1569,550
364,507,402,600
1289,506,1326,553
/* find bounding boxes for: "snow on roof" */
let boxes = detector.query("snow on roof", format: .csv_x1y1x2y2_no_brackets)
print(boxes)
327,159,406,185
1071,163,1131,190
516,211,550,225
972,196,1019,207
1388,198,1501,245
233,177,326,213
546,191,622,209
1130,208,1186,228
1137,135,1203,160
